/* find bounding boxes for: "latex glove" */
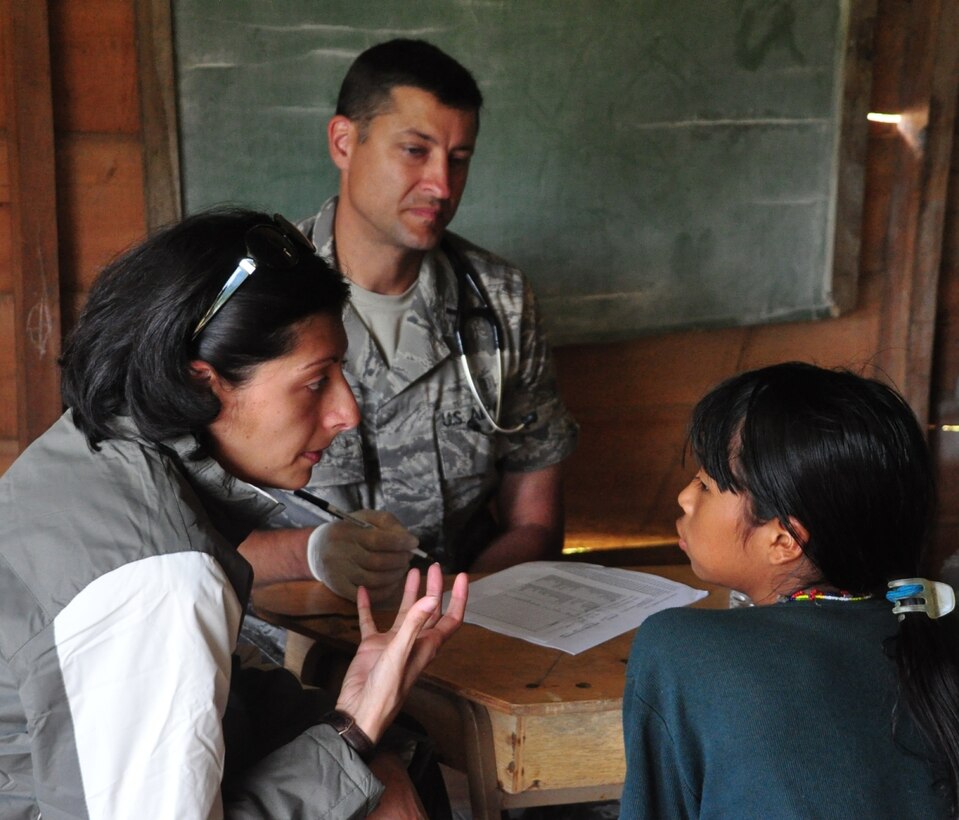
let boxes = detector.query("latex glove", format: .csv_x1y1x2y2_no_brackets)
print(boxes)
307,509,420,602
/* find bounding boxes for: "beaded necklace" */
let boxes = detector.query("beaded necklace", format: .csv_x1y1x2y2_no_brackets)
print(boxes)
785,587,873,603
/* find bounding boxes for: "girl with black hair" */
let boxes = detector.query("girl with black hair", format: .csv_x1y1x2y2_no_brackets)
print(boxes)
0,208,466,819
621,362,959,819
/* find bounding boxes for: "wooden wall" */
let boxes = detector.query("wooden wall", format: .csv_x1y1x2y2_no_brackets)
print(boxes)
2,1,957,575
0,26,12,473
930,87,959,577
556,260,886,547
556,0,959,575
51,0,146,316
0,0,146,474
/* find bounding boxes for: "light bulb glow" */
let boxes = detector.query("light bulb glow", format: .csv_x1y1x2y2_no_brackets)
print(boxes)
867,112,903,124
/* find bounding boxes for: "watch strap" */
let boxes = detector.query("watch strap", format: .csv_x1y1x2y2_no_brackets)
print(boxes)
320,709,376,761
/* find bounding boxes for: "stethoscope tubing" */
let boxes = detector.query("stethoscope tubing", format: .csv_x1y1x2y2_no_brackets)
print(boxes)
443,238,530,435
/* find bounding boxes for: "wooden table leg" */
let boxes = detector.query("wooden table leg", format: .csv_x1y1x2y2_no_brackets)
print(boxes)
284,632,316,679
457,699,508,820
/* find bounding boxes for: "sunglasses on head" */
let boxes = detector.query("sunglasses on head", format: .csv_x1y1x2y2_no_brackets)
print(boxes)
191,213,316,340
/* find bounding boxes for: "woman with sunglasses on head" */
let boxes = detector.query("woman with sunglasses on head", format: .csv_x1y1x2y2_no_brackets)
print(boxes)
0,208,467,819
621,362,959,819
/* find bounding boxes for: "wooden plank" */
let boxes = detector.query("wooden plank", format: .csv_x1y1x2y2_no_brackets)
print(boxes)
563,416,690,530
901,1,959,424
59,288,88,347
0,9,5,130
490,709,624,794
0,3,7,130
0,294,15,440
1,0,62,448
875,0,959,422
0,439,17,477
830,0,878,312
48,0,139,134
0,139,8,202
134,0,182,230
0,203,11,292
740,273,884,371
556,326,750,413
925,62,959,575
55,133,146,293
0,380,13,441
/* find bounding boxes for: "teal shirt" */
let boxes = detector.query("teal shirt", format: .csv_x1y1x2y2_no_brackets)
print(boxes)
621,600,953,819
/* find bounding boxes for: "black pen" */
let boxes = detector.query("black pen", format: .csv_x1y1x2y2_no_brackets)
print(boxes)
293,488,429,559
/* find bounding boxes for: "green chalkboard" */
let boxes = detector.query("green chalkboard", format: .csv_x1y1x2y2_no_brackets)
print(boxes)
172,1,864,345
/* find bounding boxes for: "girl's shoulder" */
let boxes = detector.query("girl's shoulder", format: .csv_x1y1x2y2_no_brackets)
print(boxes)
631,599,893,670
628,606,748,669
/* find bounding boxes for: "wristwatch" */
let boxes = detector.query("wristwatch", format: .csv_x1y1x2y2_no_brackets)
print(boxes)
320,709,376,761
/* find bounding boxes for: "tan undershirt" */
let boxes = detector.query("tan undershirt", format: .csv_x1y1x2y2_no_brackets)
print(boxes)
347,279,418,368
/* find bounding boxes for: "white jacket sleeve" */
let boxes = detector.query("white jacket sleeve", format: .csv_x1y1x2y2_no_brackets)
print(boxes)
53,551,240,820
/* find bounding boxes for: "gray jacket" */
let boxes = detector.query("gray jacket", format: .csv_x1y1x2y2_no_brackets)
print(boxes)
0,412,383,819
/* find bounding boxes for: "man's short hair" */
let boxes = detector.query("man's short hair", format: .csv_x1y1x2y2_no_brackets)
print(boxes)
336,39,483,135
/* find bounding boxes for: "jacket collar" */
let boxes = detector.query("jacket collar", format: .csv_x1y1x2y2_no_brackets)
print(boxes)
148,426,282,545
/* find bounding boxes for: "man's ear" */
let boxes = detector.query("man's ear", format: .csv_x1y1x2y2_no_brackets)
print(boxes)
767,516,809,566
328,115,357,172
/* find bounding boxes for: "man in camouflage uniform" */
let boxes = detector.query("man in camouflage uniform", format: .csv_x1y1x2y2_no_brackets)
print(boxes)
241,39,577,608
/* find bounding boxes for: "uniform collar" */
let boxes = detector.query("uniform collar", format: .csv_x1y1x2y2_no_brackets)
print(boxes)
311,196,457,398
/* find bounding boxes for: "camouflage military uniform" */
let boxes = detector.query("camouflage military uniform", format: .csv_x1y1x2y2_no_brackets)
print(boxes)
267,197,578,570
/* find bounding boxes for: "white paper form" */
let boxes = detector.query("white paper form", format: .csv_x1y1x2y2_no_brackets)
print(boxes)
451,561,708,654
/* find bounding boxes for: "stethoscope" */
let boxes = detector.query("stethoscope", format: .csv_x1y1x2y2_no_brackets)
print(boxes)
442,238,536,435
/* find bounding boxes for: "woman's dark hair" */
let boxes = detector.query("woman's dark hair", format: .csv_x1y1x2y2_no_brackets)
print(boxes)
336,39,483,135
689,361,959,811
60,207,349,449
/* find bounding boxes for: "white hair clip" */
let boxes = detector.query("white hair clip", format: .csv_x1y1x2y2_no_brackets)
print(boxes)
886,578,957,620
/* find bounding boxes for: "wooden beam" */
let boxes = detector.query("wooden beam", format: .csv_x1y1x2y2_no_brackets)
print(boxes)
875,0,959,424
134,0,182,231
1,0,62,448
902,1,959,424
830,0,878,314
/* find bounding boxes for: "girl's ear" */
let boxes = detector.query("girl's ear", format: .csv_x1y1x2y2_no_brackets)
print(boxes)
768,516,809,566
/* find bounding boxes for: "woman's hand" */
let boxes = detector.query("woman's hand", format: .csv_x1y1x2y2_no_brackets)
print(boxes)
334,563,468,742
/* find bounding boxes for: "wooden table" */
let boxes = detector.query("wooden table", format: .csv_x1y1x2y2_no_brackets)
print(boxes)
252,565,727,819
